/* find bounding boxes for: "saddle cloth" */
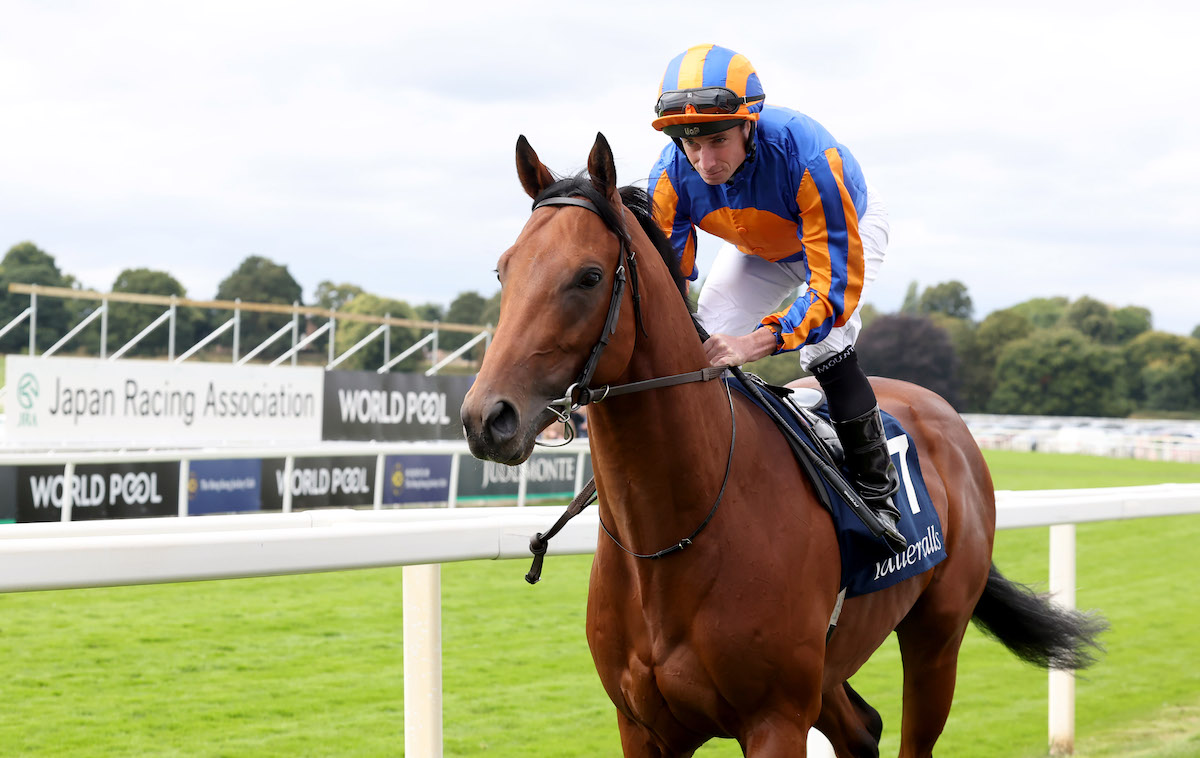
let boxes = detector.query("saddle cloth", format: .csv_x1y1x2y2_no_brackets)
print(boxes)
726,376,947,598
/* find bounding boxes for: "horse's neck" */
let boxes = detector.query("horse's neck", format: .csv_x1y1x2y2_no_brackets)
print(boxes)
585,302,733,553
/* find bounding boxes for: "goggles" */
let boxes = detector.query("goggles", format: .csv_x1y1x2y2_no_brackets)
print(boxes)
654,86,765,117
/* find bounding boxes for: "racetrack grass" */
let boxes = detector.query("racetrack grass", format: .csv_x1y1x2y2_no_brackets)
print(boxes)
0,451,1196,756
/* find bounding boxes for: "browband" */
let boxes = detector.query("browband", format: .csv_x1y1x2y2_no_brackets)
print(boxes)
532,196,600,213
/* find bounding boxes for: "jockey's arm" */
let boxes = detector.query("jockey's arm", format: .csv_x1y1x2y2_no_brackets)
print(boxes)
703,325,780,368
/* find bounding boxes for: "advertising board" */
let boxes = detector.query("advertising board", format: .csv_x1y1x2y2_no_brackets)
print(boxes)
12,461,180,522
322,371,472,442
456,451,589,503
5,355,323,444
261,456,377,510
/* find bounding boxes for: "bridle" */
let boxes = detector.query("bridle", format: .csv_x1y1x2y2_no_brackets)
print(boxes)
523,192,736,581
533,195,727,423
531,195,645,413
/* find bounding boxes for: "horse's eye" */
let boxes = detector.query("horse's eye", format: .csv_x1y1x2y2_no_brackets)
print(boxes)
579,269,603,289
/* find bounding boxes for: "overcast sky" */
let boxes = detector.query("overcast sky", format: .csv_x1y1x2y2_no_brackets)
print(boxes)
2,0,1197,335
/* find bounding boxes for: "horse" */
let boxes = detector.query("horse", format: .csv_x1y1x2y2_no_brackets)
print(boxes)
460,133,1104,757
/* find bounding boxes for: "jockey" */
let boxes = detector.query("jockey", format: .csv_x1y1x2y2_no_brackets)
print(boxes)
648,43,906,551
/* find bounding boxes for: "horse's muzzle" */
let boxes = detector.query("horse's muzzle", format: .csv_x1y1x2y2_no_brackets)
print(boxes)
461,394,531,464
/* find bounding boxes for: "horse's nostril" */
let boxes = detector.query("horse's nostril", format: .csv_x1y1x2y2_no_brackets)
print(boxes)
486,400,519,441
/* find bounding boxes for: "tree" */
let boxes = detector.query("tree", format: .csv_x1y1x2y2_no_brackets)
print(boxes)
990,329,1130,417
919,281,973,320
441,291,488,351
414,303,445,323
215,256,303,353
335,294,420,371
0,241,76,353
313,281,364,312
1122,331,1200,410
1141,358,1198,412
899,281,920,315
1010,296,1068,329
1062,296,1117,344
107,268,194,356
1112,306,1152,344
957,308,1035,411
1192,324,1200,341
856,314,961,407
480,290,501,329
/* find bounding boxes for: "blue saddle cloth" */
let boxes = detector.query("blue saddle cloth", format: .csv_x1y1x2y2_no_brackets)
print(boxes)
727,377,947,598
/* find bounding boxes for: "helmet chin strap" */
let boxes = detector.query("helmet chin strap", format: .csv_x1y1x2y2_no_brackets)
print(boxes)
727,122,757,181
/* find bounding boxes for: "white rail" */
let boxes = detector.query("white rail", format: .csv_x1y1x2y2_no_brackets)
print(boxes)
1,482,1198,755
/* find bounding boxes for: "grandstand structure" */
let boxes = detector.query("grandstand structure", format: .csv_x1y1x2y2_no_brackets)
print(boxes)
1,281,491,376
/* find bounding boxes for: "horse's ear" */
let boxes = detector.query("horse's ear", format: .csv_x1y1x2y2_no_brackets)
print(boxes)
587,132,619,204
516,135,555,200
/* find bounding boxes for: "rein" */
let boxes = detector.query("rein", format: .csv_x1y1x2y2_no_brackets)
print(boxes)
524,193,735,584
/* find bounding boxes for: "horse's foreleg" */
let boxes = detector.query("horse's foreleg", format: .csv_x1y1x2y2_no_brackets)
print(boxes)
815,682,881,758
740,711,818,757
615,711,696,758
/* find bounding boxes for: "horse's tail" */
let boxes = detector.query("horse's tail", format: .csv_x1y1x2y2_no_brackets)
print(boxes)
971,563,1107,670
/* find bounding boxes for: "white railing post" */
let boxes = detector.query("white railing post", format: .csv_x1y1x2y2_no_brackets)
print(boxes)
169,298,177,360
178,459,190,517
100,297,108,358
282,456,295,513
446,452,460,509
373,453,385,510
29,288,37,355
403,564,443,758
291,301,300,367
328,312,337,367
60,461,75,523
574,451,586,494
517,460,528,507
1049,523,1077,755
233,300,241,362
383,313,391,368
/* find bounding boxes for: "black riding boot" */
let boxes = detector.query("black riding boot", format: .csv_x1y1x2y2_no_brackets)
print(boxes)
832,406,908,552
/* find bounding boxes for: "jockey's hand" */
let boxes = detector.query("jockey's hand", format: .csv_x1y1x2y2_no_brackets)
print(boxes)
703,328,778,368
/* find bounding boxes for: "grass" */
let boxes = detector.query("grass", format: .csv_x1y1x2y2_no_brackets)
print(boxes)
0,451,1197,756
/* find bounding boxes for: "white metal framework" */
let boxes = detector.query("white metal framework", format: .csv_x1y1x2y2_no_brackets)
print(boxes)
0,282,491,374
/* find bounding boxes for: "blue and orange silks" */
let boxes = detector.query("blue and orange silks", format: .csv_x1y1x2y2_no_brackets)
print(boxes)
649,104,870,353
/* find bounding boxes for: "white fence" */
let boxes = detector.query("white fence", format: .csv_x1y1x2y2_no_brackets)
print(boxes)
0,445,1197,755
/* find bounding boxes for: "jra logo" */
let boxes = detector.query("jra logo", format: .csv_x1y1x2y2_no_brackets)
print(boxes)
17,372,39,427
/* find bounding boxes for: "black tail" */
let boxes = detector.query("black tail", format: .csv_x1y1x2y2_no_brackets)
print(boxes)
971,564,1107,670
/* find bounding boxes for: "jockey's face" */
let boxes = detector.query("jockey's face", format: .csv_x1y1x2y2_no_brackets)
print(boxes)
680,122,750,185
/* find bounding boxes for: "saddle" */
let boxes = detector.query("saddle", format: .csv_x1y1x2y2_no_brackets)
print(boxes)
728,369,946,599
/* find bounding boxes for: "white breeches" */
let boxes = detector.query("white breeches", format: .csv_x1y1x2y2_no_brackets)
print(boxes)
695,184,891,371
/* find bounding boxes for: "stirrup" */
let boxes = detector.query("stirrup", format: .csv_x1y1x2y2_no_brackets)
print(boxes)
873,504,907,553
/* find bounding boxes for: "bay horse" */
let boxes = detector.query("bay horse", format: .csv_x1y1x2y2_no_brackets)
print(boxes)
460,133,1103,757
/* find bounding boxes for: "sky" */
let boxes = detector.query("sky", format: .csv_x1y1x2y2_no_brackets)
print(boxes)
2,0,1198,335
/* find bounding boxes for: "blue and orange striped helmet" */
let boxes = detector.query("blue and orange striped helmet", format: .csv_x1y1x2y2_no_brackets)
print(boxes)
652,44,765,137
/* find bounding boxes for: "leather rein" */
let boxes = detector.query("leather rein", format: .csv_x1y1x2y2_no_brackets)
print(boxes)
524,194,735,584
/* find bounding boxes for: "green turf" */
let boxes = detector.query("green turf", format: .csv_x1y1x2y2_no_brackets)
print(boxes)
0,451,1197,756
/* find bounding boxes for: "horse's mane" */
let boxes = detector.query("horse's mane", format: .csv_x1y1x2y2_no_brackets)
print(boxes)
533,174,690,305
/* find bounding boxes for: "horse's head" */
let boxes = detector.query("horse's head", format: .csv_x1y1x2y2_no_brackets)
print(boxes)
461,133,642,464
